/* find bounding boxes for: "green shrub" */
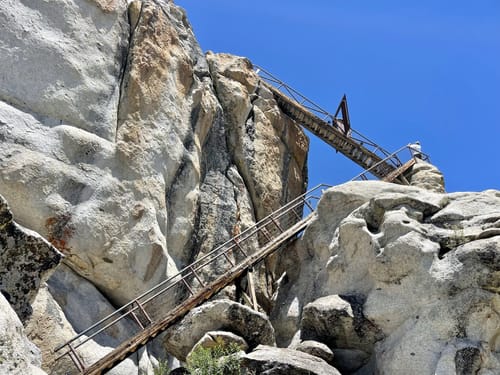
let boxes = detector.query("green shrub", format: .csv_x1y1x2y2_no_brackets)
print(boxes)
186,342,242,375
154,359,171,375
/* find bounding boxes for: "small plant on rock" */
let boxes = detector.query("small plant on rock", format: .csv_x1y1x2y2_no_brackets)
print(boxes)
186,342,242,375
154,359,171,375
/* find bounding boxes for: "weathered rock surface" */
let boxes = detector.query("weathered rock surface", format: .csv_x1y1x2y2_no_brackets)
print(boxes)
0,195,62,321
408,159,446,193
241,345,341,375
273,181,500,374
0,0,307,315
0,0,129,140
295,340,335,365
163,300,275,361
0,293,47,375
300,295,382,372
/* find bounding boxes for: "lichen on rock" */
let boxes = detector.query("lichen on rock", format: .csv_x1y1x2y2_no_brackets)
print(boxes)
0,195,62,322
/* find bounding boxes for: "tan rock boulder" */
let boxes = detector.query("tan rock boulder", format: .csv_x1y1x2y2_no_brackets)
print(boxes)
408,159,446,193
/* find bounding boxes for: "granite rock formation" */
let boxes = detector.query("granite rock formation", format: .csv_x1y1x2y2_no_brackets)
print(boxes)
272,181,500,374
0,195,62,321
0,0,307,373
1,0,499,374
0,293,48,375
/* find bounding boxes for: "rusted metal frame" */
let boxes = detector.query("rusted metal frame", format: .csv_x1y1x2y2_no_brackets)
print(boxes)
333,95,351,135
350,145,409,182
189,266,206,288
232,239,248,257
382,158,416,183
303,198,317,213
135,300,153,325
55,298,150,361
257,68,395,163
67,343,86,372
67,302,143,352
80,214,315,375
130,311,145,329
57,184,328,364
268,85,394,179
258,225,273,242
180,277,195,296
54,300,135,353
254,65,332,122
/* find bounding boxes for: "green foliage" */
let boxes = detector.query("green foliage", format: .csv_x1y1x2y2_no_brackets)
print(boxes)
154,359,171,375
186,342,242,375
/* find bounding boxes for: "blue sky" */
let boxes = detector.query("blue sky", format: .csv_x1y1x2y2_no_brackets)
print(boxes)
176,0,499,192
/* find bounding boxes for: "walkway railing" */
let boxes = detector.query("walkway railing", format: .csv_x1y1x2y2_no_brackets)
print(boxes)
54,184,330,372
350,144,430,182
254,65,397,165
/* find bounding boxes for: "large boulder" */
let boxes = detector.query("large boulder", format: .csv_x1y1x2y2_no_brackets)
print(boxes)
295,340,335,365
273,181,500,374
0,293,47,375
0,194,62,321
163,300,275,361
300,295,383,372
241,345,341,375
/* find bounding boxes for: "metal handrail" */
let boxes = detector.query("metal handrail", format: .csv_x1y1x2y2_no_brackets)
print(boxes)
351,144,430,181
253,65,401,166
54,183,331,365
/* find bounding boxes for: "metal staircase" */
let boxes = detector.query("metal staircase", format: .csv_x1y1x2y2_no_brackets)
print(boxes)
254,65,428,183
54,185,328,374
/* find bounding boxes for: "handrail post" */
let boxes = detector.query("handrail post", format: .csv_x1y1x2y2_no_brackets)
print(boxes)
135,300,153,326
67,343,86,372
270,217,284,232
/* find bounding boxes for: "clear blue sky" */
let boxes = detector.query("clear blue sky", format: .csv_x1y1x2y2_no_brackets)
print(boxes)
176,0,499,192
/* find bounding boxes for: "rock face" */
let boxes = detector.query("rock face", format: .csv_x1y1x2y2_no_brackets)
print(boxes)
0,0,307,312
241,345,341,375
273,181,500,374
0,195,62,321
0,293,47,375
0,1,307,373
0,0,307,370
408,159,446,193
300,295,382,372
2,0,498,375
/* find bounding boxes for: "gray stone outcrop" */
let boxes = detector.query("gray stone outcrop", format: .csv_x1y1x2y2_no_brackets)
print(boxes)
241,345,341,375
272,181,500,374
0,0,307,315
25,283,154,375
300,295,383,372
408,159,446,193
295,340,335,365
0,195,62,321
0,293,48,375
